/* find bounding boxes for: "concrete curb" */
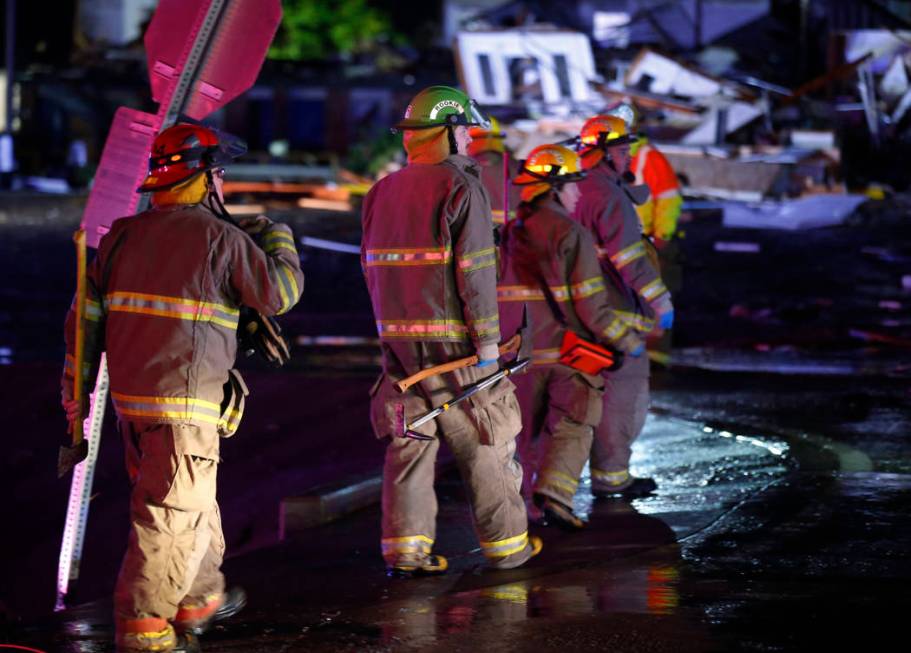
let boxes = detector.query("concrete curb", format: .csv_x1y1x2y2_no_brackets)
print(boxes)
279,474,383,539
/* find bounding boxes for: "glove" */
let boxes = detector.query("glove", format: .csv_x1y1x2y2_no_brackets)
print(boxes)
238,214,275,236
616,332,645,357
238,308,291,367
476,343,499,368
658,309,674,330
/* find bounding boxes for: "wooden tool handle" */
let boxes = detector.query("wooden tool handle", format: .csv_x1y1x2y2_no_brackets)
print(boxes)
394,335,521,394
72,229,87,446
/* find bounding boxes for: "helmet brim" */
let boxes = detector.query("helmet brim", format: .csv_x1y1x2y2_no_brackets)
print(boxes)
513,169,586,186
394,99,490,132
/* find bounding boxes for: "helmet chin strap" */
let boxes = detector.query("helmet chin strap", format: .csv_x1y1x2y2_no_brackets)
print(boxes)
203,170,234,223
447,126,458,156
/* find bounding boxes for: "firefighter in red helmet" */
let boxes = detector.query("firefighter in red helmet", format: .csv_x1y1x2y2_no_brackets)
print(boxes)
62,121,303,652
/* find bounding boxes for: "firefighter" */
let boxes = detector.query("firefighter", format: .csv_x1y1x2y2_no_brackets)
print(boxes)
571,114,674,498
608,102,684,363
61,122,304,652
605,103,684,250
362,85,542,576
468,117,521,224
498,143,644,530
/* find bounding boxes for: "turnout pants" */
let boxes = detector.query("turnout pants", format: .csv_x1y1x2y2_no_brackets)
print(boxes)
514,365,603,507
371,341,531,569
114,421,225,640
590,354,650,490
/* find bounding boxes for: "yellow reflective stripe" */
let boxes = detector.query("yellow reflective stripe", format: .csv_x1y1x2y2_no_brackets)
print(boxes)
111,393,221,410
491,209,516,224
63,354,92,379
481,531,529,558
539,470,578,495
377,319,469,339
610,241,647,269
111,393,223,424
471,313,500,338
459,247,497,273
85,298,102,322
592,468,630,485
275,264,299,314
365,246,452,266
655,188,680,200
569,276,606,300
616,310,655,333
381,534,434,554
105,292,239,329
264,240,298,254
262,230,297,254
498,285,546,302
603,317,628,343
642,278,668,301
532,348,561,365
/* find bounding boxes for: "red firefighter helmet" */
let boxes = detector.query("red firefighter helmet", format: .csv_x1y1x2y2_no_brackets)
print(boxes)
137,122,246,192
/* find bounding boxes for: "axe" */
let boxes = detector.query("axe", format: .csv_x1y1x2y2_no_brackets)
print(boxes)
394,306,533,393
58,230,89,477
397,307,533,441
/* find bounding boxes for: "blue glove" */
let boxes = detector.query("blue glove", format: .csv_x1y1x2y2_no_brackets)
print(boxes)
476,358,498,368
630,343,645,358
659,309,674,330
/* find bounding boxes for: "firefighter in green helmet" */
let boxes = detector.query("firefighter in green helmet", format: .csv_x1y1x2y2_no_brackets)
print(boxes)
362,85,542,576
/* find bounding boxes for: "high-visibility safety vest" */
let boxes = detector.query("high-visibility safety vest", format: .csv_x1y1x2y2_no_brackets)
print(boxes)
630,138,682,241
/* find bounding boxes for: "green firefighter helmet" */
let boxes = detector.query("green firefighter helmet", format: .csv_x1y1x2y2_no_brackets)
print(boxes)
395,85,490,131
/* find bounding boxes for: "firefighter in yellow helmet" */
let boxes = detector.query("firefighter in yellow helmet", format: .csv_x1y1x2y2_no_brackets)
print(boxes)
468,117,521,224
362,86,542,576
570,114,674,498
61,122,303,652
498,143,644,529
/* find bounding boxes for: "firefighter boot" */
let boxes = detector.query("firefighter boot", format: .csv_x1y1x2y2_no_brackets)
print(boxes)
387,553,449,578
592,470,657,499
116,622,199,653
174,587,247,636
534,494,586,531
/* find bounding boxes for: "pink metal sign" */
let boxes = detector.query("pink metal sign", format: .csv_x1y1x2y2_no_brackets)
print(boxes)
80,109,160,247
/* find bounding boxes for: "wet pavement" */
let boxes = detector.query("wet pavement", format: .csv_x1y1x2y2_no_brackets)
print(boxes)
1,194,910,651
8,404,910,652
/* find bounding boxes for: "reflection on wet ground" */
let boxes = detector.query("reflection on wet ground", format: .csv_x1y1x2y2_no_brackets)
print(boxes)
11,415,809,652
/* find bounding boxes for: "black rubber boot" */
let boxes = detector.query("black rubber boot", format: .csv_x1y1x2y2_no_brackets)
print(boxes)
534,494,586,531
173,633,201,653
188,587,247,635
386,554,449,578
592,476,657,499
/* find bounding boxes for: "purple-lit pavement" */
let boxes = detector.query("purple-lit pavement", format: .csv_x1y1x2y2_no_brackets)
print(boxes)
9,375,910,652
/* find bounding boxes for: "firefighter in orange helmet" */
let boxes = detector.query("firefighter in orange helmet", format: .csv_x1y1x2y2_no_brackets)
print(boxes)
607,102,684,363
606,102,683,249
569,114,673,498
62,122,303,652
498,143,644,529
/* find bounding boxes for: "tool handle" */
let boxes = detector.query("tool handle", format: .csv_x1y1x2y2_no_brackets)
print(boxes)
406,357,530,434
71,229,87,446
394,334,521,394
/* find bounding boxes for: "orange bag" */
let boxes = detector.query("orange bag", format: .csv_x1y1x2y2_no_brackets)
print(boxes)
558,330,622,375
